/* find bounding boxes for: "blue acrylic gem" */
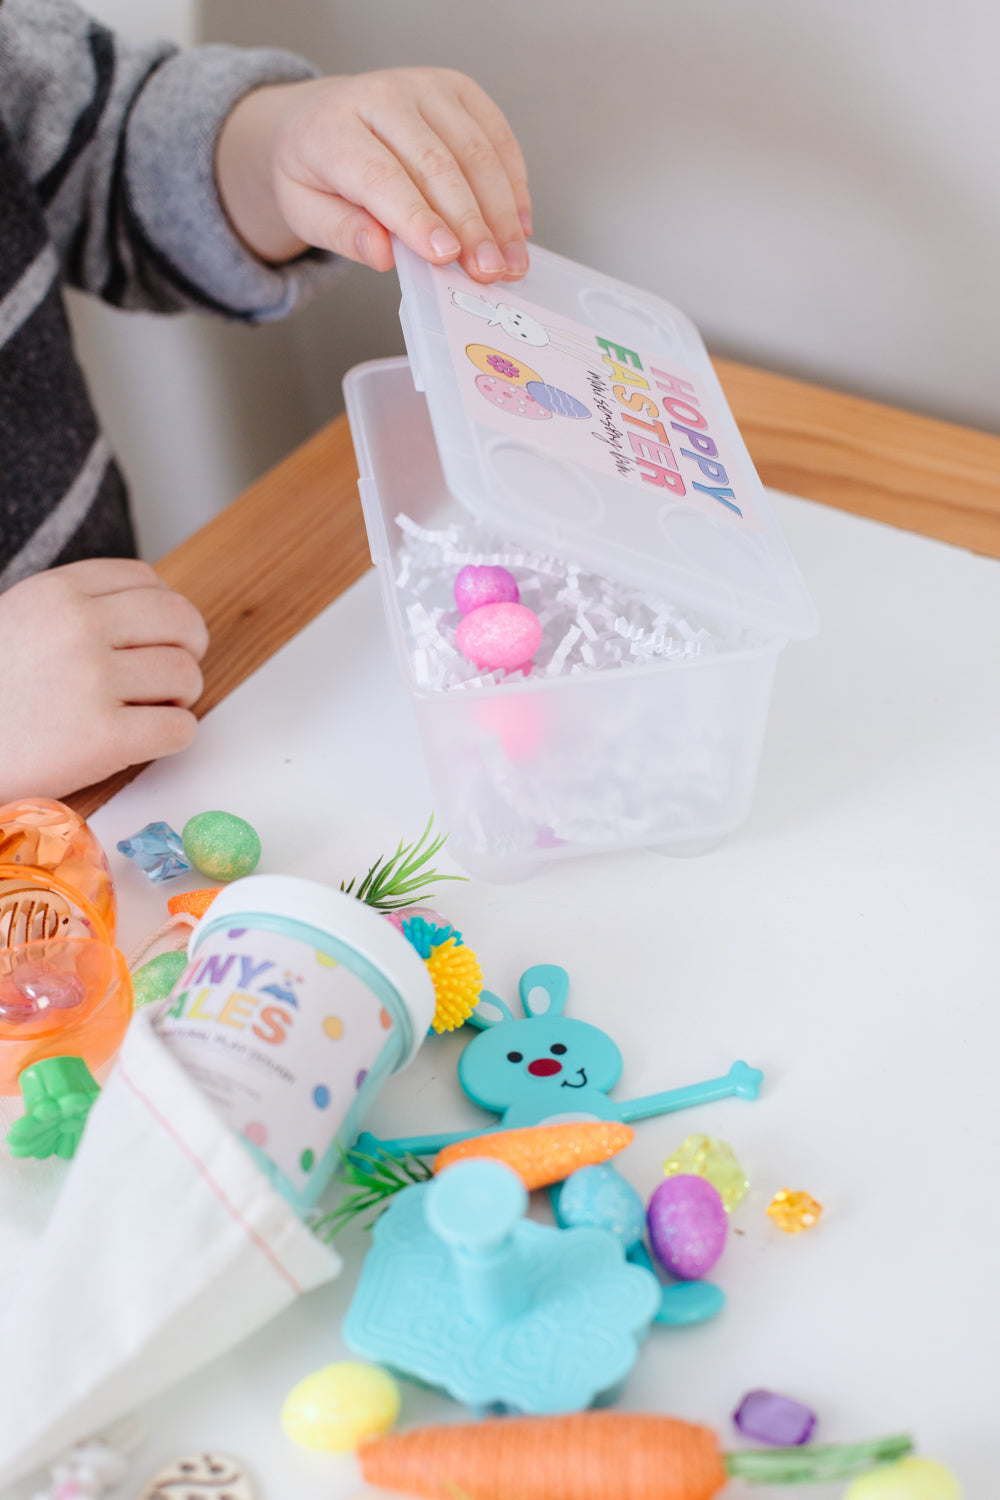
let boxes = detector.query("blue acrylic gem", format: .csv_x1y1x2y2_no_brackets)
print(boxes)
116,822,191,883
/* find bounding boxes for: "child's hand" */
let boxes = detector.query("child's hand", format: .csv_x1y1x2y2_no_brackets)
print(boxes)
216,67,531,283
0,560,208,802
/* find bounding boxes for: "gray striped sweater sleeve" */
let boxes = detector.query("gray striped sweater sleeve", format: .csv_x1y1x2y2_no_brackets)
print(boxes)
0,0,340,321
0,0,344,587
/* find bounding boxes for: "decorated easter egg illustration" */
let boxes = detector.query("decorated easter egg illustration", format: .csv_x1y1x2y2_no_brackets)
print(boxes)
465,343,541,386
474,373,553,420
524,380,590,418
647,1173,728,1279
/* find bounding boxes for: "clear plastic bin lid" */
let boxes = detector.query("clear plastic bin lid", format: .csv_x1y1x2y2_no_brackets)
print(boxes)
394,239,818,639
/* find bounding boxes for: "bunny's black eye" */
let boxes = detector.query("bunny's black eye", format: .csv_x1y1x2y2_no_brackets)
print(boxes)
550,1043,567,1055
507,1051,523,1063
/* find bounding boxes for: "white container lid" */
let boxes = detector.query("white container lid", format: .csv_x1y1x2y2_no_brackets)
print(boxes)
189,875,436,1069
394,240,818,640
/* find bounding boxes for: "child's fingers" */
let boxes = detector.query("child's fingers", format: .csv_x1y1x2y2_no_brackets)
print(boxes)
111,703,200,765
275,179,397,271
47,557,166,597
111,645,204,710
382,101,528,280
95,586,209,659
290,117,467,270
446,75,533,242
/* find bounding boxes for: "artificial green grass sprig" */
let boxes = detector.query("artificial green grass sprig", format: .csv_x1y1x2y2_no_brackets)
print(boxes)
313,1144,432,1241
340,814,466,912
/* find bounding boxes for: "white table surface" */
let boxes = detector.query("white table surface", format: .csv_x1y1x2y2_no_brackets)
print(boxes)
10,490,999,1499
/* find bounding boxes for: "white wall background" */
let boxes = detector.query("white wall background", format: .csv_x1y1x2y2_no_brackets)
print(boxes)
73,0,1000,558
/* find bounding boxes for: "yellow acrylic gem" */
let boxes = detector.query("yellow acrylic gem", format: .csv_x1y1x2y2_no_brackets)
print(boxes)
280,1361,400,1452
662,1133,748,1212
844,1456,962,1499
767,1187,823,1232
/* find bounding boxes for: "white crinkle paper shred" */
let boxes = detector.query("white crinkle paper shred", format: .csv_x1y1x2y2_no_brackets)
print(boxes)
394,513,760,689
392,514,770,858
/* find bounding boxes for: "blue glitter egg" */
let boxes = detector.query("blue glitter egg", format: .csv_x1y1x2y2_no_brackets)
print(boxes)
556,1164,646,1248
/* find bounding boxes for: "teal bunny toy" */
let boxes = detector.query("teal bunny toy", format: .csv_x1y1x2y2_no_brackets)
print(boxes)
355,963,763,1159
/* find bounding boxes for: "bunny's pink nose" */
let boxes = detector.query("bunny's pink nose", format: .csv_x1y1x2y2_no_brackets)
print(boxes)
527,1057,562,1077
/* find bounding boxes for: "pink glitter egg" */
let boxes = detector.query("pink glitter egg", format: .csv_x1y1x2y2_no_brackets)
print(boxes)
647,1174,728,1280
453,564,520,615
456,602,543,673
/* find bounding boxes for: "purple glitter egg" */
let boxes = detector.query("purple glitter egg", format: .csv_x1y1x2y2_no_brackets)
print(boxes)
647,1173,728,1280
453,564,520,616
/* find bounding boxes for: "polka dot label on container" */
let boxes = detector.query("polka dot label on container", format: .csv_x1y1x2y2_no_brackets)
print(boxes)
301,1148,315,1172
323,1015,344,1040
244,1121,268,1147
379,1007,392,1030
313,1084,331,1109
315,951,337,968
355,1069,368,1090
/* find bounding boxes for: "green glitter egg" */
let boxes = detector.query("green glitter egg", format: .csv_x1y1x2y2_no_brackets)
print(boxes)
181,811,261,882
131,950,188,1009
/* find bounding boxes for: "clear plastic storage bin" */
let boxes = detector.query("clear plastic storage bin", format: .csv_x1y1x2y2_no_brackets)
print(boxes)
344,245,817,881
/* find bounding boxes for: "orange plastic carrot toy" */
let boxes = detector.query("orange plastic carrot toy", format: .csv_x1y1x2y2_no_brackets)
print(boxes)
359,1412,913,1500
433,1121,633,1190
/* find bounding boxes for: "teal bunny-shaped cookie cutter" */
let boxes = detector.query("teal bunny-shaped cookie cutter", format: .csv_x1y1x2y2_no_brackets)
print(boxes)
355,962,763,1158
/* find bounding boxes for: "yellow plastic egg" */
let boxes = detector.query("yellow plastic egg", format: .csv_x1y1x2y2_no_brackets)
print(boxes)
280,1361,400,1452
844,1456,962,1499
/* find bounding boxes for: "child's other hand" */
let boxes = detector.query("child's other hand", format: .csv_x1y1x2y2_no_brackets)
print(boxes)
0,560,208,802
216,67,531,283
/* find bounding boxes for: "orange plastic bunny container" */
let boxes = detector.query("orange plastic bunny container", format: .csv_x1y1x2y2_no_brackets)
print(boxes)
0,799,133,1158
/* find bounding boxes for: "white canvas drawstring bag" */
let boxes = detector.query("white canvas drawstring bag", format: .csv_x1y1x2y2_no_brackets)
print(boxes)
0,1009,341,1491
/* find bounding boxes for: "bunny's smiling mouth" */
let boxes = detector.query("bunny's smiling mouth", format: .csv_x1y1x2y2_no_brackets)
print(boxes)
561,1068,588,1089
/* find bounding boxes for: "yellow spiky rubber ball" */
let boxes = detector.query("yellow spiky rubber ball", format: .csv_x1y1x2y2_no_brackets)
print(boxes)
426,936,483,1033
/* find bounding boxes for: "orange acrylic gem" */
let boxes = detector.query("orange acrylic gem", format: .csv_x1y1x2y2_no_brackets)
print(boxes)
767,1188,823,1233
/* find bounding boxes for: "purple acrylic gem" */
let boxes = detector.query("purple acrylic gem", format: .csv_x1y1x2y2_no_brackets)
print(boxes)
733,1388,817,1446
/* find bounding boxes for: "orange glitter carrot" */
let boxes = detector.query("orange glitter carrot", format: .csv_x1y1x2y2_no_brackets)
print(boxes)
433,1121,633,1190
359,1413,912,1500
166,886,222,920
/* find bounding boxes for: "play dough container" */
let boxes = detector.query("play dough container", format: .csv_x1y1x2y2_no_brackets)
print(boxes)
154,875,436,1215
344,244,818,880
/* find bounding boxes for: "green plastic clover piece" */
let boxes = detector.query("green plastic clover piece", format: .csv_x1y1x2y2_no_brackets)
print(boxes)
7,1056,101,1160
